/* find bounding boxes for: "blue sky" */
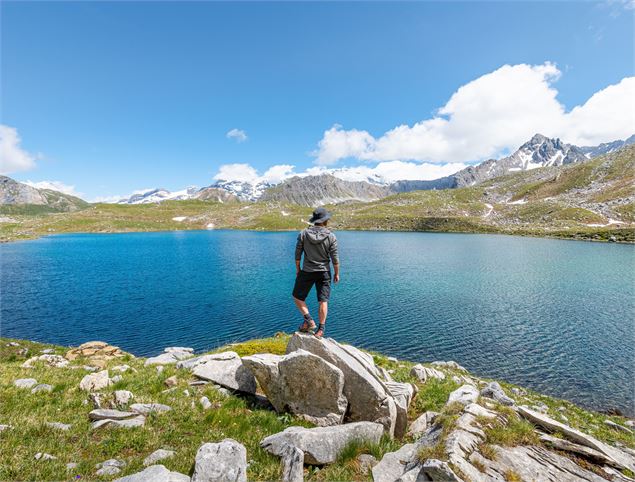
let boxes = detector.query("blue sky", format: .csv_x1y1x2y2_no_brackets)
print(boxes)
2,1,634,201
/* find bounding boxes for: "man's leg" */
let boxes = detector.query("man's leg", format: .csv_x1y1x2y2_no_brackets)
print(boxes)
293,296,310,316
318,301,328,325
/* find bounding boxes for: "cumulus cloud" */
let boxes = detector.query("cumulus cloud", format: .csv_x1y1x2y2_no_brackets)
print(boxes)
0,125,37,174
226,128,248,143
23,180,82,197
313,63,635,165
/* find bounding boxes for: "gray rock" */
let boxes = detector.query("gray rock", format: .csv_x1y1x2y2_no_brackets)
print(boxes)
539,433,615,465
200,396,213,410
625,420,635,428
407,411,439,438
91,415,146,429
115,465,190,482
41,348,55,354
111,374,123,383
243,350,348,426
22,354,69,368
177,352,236,370
165,346,194,353
164,376,178,387
480,381,514,406
286,333,398,436
143,449,175,466
89,392,103,409
157,366,164,374
14,378,37,389
431,360,467,372
421,459,464,481
371,443,416,482
130,403,172,415
145,348,194,367
386,381,416,438
112,364,132,372
66,462,78,470
280,443,304,482
46,422,71,431
34,452,57,461
518,406,635,472
261,422,383,465
605,420,633,434
387,356,398,363
447,385,479,406
357,453,377,473
410,364,445,382
96,459,126,477
114,390,134,406
79,370,111,392
7,341,20,346
191,439,247,482
31,384,53,393
0,424,12,431
89,409,138,421
192,351,256,393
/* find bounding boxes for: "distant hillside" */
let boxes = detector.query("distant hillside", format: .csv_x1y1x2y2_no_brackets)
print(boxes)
0,176,89,214
260,174,390,206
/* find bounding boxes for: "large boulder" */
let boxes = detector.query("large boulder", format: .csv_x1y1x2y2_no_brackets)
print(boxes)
261,421,383,465
191,439,247,482
410,364,446,382
371,443,416,482
145,347,194,366
385,381,416,439
114,465,189,482
447,385,479,406
286,333,399,436
243,349,348,426
480,382,514,406
191,352,256,394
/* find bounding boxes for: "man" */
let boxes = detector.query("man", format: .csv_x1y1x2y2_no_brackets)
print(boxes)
292,207,340,339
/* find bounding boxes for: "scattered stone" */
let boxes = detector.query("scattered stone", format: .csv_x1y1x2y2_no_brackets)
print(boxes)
66,462,78,470
143,449,175,466
111,374,123,383
286,333,402,437
35,452,57,461
83,365,98,372
261,422,384,465
626,420,635,428
40,348,55,354
357,453,378,473
189,380,209,386
157,366,164,374
89,392,103,409
66,341,129,368
191,439,248,482
89,408,138,421
145,347,194,366
386,381,416,438
130,403,172,415
371,443,416,482
280,443,304,482
447,384,479,406
191,351,256,393
243,350,348,426
114,390,134,406
420,459,463,481
406,411,438,438
114,464,189,482
0,424,12,432
91,415,146,429
511,387,526,396
14,378,37,389
112,364,132,372
387,356,398,363
22,354,69,368
200,396,213,410
164,376,178,388
31,384,53,393
480,381,515,406
79,370,111,392
46,422,71,431
410,364,445,382
431,360,467,372
518,406,635,471
605,420,633,434
532,402,549,413
183,389,190,397
7,341,20,347
96,459,126,476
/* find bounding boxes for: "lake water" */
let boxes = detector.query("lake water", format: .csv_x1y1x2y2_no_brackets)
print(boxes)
1,230,634,415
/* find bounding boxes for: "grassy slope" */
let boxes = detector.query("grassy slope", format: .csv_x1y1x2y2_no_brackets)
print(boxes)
1,147,633,243
1,336,633,481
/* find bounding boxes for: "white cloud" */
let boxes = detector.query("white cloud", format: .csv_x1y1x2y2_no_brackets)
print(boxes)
214,163,260,183
226,128,248,143
0,125,37,174
23,180,82,197
313,63,635,165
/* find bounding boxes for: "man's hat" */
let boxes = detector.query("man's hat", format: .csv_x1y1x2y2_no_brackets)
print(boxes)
309,207,331,224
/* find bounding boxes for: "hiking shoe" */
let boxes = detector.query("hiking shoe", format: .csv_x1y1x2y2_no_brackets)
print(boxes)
298,318,316,333
314,324,325,339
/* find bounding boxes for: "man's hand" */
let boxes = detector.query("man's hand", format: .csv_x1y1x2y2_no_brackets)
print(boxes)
295,260,301,276
333,263,340,283
334,273,340,283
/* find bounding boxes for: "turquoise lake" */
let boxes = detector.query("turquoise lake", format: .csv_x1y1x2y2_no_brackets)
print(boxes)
1,230,633,415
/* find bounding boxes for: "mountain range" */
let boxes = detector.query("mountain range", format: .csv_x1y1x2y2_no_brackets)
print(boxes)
1,133,633,210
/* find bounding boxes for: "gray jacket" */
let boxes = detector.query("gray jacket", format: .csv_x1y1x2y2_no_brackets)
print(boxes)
295,226,339,272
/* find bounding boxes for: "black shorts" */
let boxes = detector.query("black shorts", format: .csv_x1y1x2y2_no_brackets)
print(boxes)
292,270,331,302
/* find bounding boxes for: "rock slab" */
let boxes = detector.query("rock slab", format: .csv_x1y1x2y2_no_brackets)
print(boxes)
191,439,247,482
192,351,256,393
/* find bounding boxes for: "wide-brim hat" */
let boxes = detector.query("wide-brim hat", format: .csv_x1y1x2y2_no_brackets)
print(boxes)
309,207,331,224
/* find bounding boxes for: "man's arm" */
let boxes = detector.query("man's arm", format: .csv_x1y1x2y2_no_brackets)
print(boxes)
294,231,304,275
330,234,340,283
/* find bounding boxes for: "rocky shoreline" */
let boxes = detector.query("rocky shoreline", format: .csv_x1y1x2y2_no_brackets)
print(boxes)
1,335,634,481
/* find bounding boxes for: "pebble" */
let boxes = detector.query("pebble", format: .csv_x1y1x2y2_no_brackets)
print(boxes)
46,422,72,431
35,453,57,461
164,376,178,388
0,424,12,432
200,396,213,410
111,374,123,383
143,449,175,466
14,378,37,389
66,462,78,470
31,384,53,394
112,365,132,373
96,459,125,476
40,349,55,354
156,366,164,374
114,390,134,406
